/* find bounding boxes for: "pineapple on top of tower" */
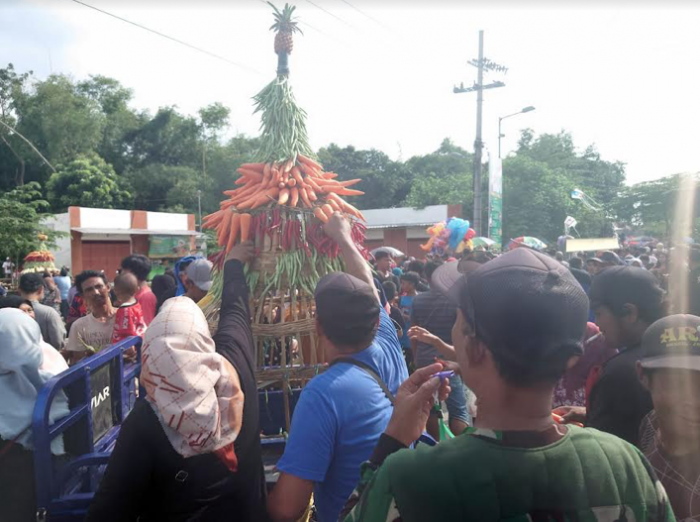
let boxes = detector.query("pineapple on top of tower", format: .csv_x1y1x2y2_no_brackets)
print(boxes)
269,2,302,75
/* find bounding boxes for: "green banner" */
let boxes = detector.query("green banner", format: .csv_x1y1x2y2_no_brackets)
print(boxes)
148,235,191,258
488,157,503,249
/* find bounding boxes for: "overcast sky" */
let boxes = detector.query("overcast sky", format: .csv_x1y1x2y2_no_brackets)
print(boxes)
2,0,699,185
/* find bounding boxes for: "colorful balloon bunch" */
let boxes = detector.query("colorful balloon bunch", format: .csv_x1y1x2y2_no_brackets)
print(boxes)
420,218,476,256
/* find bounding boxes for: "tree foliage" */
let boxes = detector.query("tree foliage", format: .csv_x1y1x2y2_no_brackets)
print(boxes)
47,154,131,211
0,182,50,262
4,62,692,248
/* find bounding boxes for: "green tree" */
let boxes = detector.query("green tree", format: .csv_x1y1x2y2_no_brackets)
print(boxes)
125,163,200,213
47,154,131,211
317,144,412,210
0,182,50,263
613,174,700,238
403,139,473,213
15,75,105,167
77,75,142,174
0,63,33,186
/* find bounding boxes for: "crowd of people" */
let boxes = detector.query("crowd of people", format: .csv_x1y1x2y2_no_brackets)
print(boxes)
3,217,700,521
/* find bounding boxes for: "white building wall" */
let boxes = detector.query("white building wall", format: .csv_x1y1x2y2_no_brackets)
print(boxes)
42,213,71,269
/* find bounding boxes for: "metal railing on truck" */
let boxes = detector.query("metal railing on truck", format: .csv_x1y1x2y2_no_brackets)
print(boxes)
31,336,142,522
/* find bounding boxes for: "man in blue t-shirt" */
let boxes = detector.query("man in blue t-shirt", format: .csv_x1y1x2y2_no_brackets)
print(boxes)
267,213,408,522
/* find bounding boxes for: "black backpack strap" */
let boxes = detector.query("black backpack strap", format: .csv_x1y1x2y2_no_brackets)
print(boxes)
330,357,395,405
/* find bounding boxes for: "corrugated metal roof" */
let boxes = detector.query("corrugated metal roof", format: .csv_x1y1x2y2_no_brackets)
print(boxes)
362,205,448,229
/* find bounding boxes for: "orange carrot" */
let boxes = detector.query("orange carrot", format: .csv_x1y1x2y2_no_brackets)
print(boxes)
287,178,297,187
278,188,290,205
237,168,264,183
307,187,318,201
250,187,280,209
239,213,252,242
240,163,265,172
299,186,312,208
226,213,241,254
262,163,271,187
305,176,322,193
290,187,299,207
328,198,341,212
298,154,323,171
237,188,265,210
335,188,365,196
234,176,248,186
291,167,304,186
313,207,329,223
339,179,361,187
321,204,334,220
323,172,338,179
218,210,232,246
269,167,280,188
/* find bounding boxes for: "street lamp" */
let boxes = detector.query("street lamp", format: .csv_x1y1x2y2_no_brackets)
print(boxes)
498,106,535,158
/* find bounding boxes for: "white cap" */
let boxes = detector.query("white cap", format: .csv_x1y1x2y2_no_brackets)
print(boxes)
186,258,213,291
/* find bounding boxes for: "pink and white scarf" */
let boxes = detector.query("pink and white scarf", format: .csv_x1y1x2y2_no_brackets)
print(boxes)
141,297,243,468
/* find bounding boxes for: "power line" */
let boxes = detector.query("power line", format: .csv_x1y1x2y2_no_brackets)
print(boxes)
70,0,265,77
335,0,387,29
304,0,354,28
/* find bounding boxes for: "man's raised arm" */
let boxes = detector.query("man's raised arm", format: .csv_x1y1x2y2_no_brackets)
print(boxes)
322,212,379,302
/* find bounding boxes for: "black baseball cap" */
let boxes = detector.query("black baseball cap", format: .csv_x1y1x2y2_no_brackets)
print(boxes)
589,266,663,312
315,273,380,339
641,315,700,371
454,249,589,380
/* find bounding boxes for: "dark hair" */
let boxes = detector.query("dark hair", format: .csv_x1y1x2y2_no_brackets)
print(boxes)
590,267,666,325
382,281,397,301
151,274,177,300
19,273,44,295
75,270,108,295
60,267,69,277
425,260,443,281
374,251,391,261
401,271,420,287
120,254,152,282
114,272,139,296
407,260,425,277
569,257,583,270
42,271,52,279
0,295,33,310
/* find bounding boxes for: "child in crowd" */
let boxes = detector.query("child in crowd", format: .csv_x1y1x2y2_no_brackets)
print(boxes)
638,314,700,521
111,272,147,346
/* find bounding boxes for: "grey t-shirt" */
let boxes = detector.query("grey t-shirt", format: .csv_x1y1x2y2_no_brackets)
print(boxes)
31,300,66,350
410,290,457,367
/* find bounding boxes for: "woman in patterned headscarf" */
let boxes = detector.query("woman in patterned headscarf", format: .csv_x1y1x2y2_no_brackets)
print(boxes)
88,243,266,522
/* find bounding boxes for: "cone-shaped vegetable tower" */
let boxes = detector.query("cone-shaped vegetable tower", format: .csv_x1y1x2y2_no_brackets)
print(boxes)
200,3,367,374
22,234,57,274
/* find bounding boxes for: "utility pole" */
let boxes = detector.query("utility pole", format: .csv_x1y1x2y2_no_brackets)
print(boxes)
197,190,202,232
473,31,484,236
454,30,507,236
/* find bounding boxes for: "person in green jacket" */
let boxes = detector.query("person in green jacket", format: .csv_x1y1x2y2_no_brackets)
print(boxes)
342,248,675,522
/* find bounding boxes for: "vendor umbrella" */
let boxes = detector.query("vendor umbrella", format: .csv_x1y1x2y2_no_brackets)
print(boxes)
370,246,405,258
472,237,496,249
508,236,547,252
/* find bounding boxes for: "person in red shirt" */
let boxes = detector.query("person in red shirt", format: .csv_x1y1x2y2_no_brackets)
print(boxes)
120,254,156,325
111,272,147,345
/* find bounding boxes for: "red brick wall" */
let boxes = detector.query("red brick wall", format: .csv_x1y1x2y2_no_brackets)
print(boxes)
383,228,408,256
407,239,428,259
132,210,147,230
71,232,83,274
131,236,149,256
